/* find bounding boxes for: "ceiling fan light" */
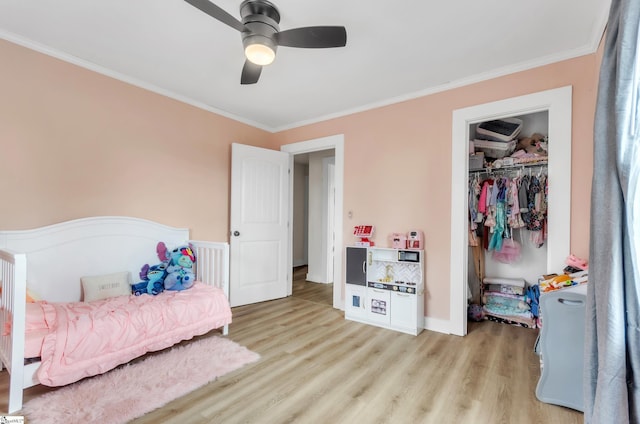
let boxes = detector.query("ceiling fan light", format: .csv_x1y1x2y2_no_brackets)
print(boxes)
245,43,275,66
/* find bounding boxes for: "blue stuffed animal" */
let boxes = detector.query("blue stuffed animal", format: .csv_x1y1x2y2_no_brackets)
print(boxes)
163,267,195,291
158,243,196,291
132,262,167,295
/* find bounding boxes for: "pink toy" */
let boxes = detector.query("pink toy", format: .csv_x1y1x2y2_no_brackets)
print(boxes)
566,254,588,270
389,233,407,249
406,230,424,249
354,225,375,246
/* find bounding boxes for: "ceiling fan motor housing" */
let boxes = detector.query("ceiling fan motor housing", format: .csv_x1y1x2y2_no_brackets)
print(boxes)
240,0,280,56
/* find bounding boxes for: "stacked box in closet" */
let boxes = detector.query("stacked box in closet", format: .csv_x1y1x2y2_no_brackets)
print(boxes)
482,277,539,328
472,118,522,160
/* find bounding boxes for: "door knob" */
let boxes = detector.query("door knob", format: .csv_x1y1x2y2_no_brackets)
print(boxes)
233,231,240,236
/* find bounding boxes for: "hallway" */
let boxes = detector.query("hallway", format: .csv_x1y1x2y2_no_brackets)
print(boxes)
292,266,333,307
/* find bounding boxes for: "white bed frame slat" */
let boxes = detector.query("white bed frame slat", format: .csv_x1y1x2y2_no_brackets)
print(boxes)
0,217,230,413
0,249,27,414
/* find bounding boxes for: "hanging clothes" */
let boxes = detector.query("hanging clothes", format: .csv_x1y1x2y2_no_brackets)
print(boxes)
489,178,508,251
508,177,526,229
467,166,548,252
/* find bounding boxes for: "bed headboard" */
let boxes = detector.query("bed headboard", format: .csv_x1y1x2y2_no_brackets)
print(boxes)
0,216,191,302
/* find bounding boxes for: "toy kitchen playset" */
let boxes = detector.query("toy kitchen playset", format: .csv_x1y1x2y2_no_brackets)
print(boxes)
346,227,426,335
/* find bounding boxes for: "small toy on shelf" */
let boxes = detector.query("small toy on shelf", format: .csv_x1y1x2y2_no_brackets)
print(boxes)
389,232,407,249
515,133,548,156
406,230,424,249
354,225,375,246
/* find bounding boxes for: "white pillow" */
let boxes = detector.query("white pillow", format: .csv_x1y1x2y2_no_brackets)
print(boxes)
81,271,131,302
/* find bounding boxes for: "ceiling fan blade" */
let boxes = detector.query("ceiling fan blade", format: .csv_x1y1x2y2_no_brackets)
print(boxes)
184,0,246,32
276,26,347,48
241,60,262,85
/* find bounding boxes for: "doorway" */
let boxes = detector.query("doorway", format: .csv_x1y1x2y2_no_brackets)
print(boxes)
290,154,335,307
282,135,344,309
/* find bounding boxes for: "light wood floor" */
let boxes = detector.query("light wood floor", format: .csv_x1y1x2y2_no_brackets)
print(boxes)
291,265,333,307
0,275,583,423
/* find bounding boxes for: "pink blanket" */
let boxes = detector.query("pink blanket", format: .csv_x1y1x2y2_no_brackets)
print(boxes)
36,282,232,386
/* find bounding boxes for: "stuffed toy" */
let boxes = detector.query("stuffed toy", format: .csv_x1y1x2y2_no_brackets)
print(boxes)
131,281,148,296
515,133,548,156
132,262,168,295
157,242,196,291
163,266,196,291
467,304,483,322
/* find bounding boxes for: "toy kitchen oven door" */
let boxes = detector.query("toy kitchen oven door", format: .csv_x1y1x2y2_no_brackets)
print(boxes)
367,282,392,326
366,280,419,327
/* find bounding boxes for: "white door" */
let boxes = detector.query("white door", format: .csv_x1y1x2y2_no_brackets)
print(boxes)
230,143,290,307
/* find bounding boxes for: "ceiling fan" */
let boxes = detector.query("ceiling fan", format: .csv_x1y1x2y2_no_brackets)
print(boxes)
184,0,347,84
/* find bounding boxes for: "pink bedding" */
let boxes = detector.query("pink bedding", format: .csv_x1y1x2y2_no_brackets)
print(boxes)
32,282,231,386
25,329,48,358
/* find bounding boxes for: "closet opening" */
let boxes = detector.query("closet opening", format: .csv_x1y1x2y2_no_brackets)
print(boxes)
467,112,549,329
450,87,572,336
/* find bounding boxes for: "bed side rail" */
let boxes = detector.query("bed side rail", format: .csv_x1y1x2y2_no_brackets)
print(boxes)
190,241,230,335
190,241,230,299
0,248,27,414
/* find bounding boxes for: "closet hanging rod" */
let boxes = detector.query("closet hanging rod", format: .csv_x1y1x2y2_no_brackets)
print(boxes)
469,161,548,176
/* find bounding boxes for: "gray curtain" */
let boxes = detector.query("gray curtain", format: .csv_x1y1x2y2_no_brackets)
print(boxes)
586,0,640,422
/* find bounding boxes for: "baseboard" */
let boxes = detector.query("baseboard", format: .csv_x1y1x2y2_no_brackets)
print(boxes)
422,316,456,335
293,259,307,267
306,273,330,284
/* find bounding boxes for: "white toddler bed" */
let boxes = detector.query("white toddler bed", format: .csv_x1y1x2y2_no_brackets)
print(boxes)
0,216,231,414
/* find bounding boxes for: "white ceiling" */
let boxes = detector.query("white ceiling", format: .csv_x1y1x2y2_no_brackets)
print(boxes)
0,0,610,132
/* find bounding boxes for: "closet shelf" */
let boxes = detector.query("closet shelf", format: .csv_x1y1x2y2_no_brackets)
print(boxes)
469,160,548,175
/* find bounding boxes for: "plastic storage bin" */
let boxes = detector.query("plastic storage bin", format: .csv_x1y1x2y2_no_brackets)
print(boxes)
473,139,516,159
476,118,523,142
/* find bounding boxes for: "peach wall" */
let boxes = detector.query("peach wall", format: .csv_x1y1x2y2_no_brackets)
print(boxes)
0,39,274,241
1,37,600,323
274,54,600,321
